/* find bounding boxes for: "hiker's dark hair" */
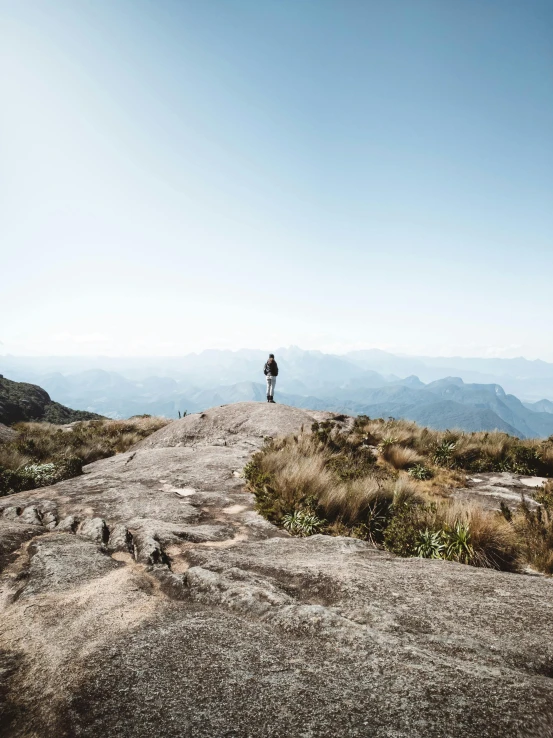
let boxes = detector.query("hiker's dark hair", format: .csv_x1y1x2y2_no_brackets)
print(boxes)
269,353,275,358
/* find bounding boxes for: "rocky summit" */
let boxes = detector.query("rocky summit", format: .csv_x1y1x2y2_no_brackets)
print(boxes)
0,402,552,738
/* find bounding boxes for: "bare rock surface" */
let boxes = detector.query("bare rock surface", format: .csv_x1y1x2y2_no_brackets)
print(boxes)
0,402,552,737
0,423,15,442
452,471,548,511
136,401,334,449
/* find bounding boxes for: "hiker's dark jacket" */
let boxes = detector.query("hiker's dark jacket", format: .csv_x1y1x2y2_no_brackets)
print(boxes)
264,361,279,377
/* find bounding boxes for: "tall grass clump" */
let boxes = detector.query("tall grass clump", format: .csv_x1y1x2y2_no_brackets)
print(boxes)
380,443,424,470
513,481,553,574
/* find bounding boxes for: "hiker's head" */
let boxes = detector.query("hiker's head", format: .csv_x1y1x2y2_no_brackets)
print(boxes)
268,353,275,363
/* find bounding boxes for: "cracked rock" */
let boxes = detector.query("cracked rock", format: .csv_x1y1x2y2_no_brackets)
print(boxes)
178,524,235,543
40,511,58,529
131,530,168,566
77,517,109,544
56,515,78,532
19,506,42,526
107,523,133,553
2,506,21,521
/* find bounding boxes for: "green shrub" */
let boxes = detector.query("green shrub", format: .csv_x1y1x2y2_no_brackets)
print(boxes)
243,455,279,521
0,456,83,496
384,507,427,557
382,492,429,557
408,463,433,480
326,451,376,481
353,415,371,429
0,467,24,496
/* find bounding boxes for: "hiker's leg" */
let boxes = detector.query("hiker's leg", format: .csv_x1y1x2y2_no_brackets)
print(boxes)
266,375,272,401
270,377,276,401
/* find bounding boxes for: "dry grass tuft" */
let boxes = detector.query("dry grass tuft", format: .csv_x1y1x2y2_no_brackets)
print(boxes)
318,476,383,526
380,444,424,470
513,496,553,574
441,502,520,570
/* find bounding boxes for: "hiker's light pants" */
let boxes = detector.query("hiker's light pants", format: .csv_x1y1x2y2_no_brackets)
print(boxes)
266,375,276,397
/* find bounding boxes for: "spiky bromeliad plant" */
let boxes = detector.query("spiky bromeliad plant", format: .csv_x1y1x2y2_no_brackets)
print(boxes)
416,521,474,564
433,440,457,467
379,436,399,449
281,510,326,537
443,521,474,564
416,529,445,559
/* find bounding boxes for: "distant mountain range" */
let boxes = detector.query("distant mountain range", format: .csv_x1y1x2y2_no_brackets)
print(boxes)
2,348,553,438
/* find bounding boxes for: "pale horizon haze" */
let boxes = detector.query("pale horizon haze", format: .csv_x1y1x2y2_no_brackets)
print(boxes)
1,1,552,360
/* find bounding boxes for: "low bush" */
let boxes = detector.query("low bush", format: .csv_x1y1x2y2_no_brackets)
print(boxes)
0,457,84,496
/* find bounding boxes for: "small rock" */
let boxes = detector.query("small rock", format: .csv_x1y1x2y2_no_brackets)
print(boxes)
19,506,42,526
77,517,109,544
174,487,196,497
107,523,133,552
2,506,21,521
41,511,58,530
131,531,167,566
56,515,78,532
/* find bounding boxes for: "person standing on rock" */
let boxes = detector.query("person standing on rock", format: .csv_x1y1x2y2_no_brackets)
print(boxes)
264,353,278,403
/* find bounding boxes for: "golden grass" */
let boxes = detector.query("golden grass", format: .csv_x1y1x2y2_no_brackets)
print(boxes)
0,416,170,470
0,446,31,471
318,476,382,526
355,416,553,476
380,443,424,470
262,446,334,508
513,501,553,574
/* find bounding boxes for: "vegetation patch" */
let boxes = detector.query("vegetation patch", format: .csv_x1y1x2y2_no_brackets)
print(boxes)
244,417,553,574
0,417,169,496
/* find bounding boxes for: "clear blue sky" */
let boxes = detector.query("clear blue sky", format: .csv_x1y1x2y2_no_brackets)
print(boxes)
1,0,552,358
